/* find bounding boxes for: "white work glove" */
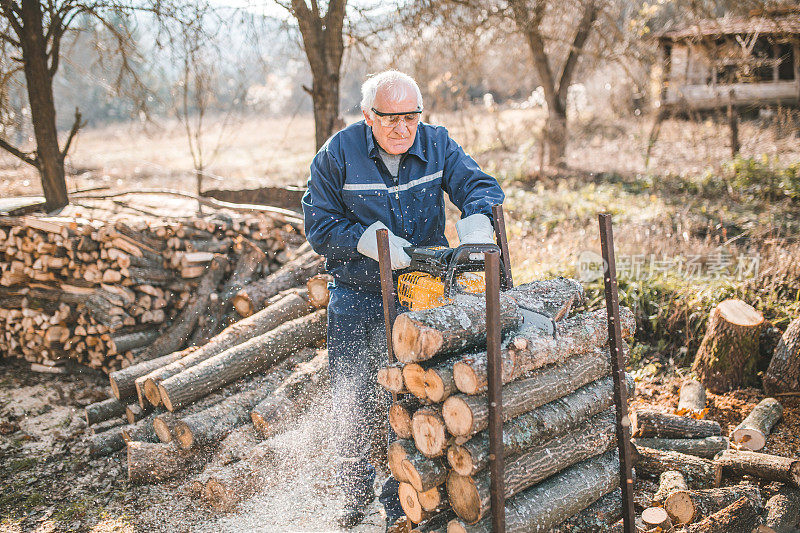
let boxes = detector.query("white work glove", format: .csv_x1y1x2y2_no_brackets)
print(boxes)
357,221,412,270
456,213,495,245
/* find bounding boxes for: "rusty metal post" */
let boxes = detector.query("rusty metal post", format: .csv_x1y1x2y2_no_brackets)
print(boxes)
491,204,513,289
485,249,505,532
376,228,397,365
598,213,636,533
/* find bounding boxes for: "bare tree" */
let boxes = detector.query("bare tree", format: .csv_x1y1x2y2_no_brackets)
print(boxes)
0,1,194,211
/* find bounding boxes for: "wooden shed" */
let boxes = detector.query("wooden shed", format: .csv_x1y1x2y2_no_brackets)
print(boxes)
655,11,800,111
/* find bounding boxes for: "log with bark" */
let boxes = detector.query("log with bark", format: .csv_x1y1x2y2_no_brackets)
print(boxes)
549,488,622,532
388,439,417,484
393,279,583,363
108,352,186,401
764,488,800,533
250,348,329,438
448,376,632,476
198,441,276,512
121,412,160,443
714,449,800,488
402,449,449,493
232,249,324,317
138,255,229,361
686,495,764,533
447,411,616,524
676,379,708,418
692,299,765,393
174,348,315,449
631,409,722,439
141,289,311,406
88,426,129,457
443,347,615,439
158,309,326,411
447,450,620,533
731,397,783,451
631,436,729,459
390,396,423,441
425,357,459,403
450,307,635,395
764,316,800,394
125,403,151,424
658,482,762,525
632,445,722,489
127,441,202,483
85,397,127,426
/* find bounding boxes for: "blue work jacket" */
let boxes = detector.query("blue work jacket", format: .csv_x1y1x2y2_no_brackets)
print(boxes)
301,120,504,292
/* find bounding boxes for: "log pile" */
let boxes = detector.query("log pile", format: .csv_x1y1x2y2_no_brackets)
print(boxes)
0,211,310,373
378,277,650,532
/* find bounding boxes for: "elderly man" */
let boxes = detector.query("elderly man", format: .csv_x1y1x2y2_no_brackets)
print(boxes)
302,70,504,529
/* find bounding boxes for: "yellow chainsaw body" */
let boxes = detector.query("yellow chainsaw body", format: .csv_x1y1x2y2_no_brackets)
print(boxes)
397,271,485,311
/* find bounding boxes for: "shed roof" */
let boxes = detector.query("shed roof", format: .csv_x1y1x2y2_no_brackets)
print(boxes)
658,15,800,42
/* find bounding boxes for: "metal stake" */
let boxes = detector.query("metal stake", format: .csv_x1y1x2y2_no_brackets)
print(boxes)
485,249,506,533
491,204,513,289
376,228,397,365
598,213,636,533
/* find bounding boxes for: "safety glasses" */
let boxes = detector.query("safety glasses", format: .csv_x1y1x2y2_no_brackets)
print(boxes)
371,107,422,128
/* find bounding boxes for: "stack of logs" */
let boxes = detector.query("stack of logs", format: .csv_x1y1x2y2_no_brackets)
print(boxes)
82,250,333,510
632,382,799,532
377,277,646,532
0,211,316,373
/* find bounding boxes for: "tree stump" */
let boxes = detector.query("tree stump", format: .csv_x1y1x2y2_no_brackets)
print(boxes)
691,299,764,392
763,316,800,394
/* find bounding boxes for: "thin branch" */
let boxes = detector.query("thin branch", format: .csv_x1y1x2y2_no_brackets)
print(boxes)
556,0,598,101
0,136,39,168
59,107,84,161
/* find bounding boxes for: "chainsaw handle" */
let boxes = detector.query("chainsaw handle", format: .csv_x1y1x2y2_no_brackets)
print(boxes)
443,244,505,299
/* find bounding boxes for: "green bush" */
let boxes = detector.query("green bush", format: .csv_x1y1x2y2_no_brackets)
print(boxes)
727,155,800,200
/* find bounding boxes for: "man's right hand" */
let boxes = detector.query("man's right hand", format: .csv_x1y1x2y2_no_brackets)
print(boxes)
357,221,412,270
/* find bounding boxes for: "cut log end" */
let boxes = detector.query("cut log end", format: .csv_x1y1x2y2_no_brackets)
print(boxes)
412,409,447,458
143,379,162,407
153,417,172,443
158,383,175,412
447,472,481,525
447,445,474,477
175,421,194,449
665,490,695,524
442,396,472,438
447,519,467,533
730,428,767,452
424,368,447,403
403,364,428,401
452,361,479,396
399,482,426,524
642,507,672,530
718,299,764,327
389,403,414,440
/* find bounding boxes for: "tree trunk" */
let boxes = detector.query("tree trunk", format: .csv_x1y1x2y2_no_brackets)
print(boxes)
662,485,762,526
677,379,707,417
447,412,616,524
545,109,567,168
714,449,800,488
393,279,583,363
632,445,722,489
310,72,341,151
692,299,765,392
764,488,800,533
231,250,323,317
763,317,800,394
449,377,631,476
158,309,326,411
631,409,722,439
85,397,127,426
450,450,620,533
731,397,783,451
250,348,328,438
127,441,201,483
139,255,229,364
686,496,764,533
630,436,729,459
454,307,634,395
174,348,315,448
141,289,310,406
19,1,68,211
550,488,622,532
443,348,614,439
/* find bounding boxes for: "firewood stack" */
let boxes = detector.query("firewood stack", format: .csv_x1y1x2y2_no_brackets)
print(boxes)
0,211,310,373
376,277,644,532
81,252,331,502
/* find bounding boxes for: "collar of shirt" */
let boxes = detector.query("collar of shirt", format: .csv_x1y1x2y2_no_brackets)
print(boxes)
364,121,428,164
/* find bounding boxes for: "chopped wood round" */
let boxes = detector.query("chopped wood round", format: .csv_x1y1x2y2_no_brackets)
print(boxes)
399,482,429,524
641,507,672,531
417,485,447,512
411,405,447,458
686,495,763,533
731,397,783,451
764,488,800,533
424,361,458,403
401,453,448,493
403,363,429,401
692,299,764,393
152,412,178,443
677,379,707,417
378,364,406,394
389,397,420,440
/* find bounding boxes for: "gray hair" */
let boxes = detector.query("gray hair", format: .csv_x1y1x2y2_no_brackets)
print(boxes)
360,70,423,114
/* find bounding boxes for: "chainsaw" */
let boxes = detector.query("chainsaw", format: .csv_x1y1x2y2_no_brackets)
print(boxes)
397,244,557,336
